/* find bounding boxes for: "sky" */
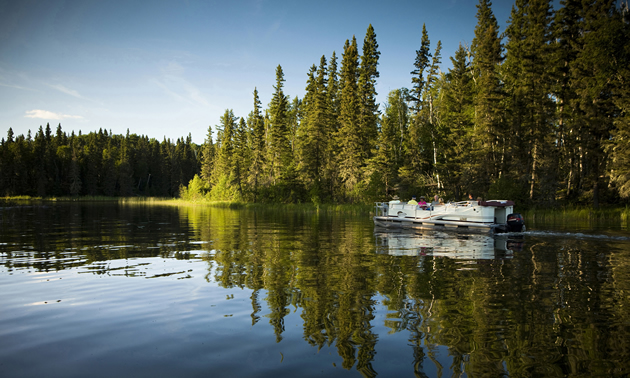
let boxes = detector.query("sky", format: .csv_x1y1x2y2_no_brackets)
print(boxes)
0,0,515,144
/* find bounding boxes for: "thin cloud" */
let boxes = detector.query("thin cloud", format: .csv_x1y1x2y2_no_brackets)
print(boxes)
0,82,37,91
47,83,85,99
25,109,83,120
152,61,210,107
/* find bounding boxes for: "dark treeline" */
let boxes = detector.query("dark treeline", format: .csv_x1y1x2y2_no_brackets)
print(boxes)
184,0,630,207
3,0,630,207
0,124,198,198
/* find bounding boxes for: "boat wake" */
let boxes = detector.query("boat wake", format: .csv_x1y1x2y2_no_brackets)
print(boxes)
517,230,630,241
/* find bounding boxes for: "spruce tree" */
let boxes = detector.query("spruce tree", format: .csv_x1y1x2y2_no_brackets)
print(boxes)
471,0,505,192
410,24,432,112
326,51,341,199
401,25,435,195
607,3,630,198
503,0,556,202
266,65,291,185
212,109,240,200
247,88,265,201
441,44,475,199
358,24,380,160
337,36,362,199
299,57,330,201
553,0,582,200
374,89,409,198
571,0,625,207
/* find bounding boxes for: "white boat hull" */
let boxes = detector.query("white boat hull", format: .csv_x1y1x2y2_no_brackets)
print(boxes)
373,200,520,234
373,216,497,233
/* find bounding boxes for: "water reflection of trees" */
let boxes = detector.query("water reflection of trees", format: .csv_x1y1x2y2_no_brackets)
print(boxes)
3,204,628,376
184,206,630,377
0,203,199,272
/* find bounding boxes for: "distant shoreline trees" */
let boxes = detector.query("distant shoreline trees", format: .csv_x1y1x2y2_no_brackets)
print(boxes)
3,1,629,208
0,124,198,198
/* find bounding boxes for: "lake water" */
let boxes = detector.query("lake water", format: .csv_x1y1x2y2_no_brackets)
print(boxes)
1,203,629,377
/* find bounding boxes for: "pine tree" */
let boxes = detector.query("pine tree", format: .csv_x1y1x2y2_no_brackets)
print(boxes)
201,126,215,185
358,24,380,160
553,0,582,200
234,117,249,197
607,2,630,198
266,65,291,185
503,0,556,202
577,0,623,207
401,25,435,195
425,40,443,190
326,51,341,200
374,89,409,198
471,0,505,192
299,56,330,201
556,0,624,206
440,44,475,199
410,24,432,112
69,145,82,197
247,88,265,201
212,109,241,200
337,36,362,199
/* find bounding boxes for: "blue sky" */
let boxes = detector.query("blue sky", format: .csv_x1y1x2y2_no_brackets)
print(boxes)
0,0,514,144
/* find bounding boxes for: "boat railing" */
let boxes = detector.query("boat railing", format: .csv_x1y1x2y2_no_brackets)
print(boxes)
447,201,476,208
374,202,389,217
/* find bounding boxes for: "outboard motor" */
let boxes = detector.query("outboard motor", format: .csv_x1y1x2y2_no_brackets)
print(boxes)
507,213,525,232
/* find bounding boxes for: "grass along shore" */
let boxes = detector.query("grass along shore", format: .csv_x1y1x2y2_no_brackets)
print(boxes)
2,196,628,224
0,196,373,215
522,206,630,228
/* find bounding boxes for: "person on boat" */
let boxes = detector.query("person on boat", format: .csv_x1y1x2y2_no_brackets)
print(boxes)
417,196,428,208
407,196,418,205
431,195,440,206
439,198,445,205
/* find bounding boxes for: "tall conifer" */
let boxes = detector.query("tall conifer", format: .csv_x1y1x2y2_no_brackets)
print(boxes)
337,37,362,198
471,0,505,191
267,65,291,184
358,24,380,159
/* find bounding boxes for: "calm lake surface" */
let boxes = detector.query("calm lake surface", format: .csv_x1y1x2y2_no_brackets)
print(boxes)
1,203,629,377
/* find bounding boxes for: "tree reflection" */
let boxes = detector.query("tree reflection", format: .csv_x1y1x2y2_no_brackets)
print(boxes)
3,203,630,376
188,206,630,377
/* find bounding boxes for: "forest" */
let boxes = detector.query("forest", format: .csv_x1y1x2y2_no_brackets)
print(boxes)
1,0,629,208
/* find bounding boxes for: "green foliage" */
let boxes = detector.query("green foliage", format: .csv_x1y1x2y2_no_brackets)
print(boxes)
179,174,208,202
0,125,198,198
487,176,527,204
3,8,629,208
209,174,242,202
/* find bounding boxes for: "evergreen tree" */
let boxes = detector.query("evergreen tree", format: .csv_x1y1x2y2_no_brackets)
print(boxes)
266,65,291,185
410,24,432,112
326,51,341,200
69,145,82,196
373,88,409,198
212,109,241,200
401,25,436,195
201,126,215,185
247,88,266,202
440,44,475,199
568,0,623,207
299,56,330,201
503,0,556,202
607,2,630,198
553,0,583,201
337,36,363,199
358,24,380,160
425,40,443,190
117,137,134,196
471,0,506,192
